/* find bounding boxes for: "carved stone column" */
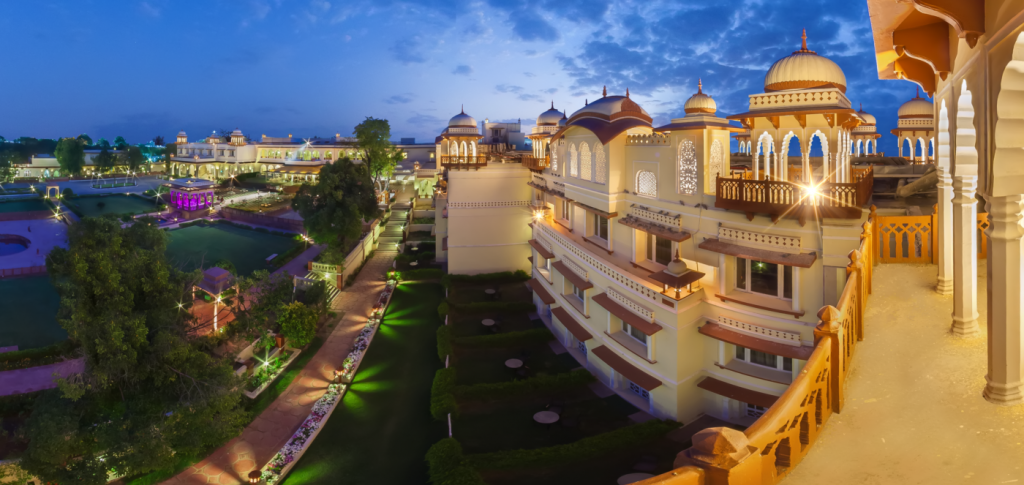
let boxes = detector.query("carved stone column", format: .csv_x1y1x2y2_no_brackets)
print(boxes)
951,174,980,337
983,195,1024,404
936,165,954,294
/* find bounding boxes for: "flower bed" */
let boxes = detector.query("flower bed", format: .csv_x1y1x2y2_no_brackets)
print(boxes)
258,279,398,484
243,348,301,399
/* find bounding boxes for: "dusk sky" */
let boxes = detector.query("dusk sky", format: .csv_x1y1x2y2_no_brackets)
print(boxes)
1,0,921,154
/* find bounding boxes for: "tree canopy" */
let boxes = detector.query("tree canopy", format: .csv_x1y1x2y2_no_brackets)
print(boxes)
76,134,93,146
278,301,317,347
292,156,380,264
54,138,85,176
124,146,144,173
113,136,128,149
96,138,111,149
153,135,165,146
24,218,247,484
354,117,404,196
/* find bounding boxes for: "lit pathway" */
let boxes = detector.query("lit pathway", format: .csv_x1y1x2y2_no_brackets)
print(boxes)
785,264,1024,485
165,250,397,485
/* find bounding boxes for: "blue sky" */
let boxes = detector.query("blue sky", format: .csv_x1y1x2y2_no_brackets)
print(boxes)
0,0,920,154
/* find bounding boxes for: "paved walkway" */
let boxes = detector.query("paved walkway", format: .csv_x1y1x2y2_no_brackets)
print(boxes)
0,358,84,396
0,218,67,270
786,264,1024,485
165,250,397,485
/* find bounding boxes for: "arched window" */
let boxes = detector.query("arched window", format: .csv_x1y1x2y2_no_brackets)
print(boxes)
460,141,468,158
595,145,606,184
326,151,333,161
709,140,723,195
550,142,558,172
580,142,592,180
678,139,697,195
569,143,578,177
636,170,657,198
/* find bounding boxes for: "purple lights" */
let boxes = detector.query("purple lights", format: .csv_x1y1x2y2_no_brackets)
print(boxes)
172,191,213,211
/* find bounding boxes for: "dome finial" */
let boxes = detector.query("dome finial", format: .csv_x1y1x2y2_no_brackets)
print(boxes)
801,29,807,50
698,78,703,94
602,85,607,97
915,86,920,98
551,100,554,109
859,103,862,111
585,98,588,106
461,104,465,114
626,87,630,98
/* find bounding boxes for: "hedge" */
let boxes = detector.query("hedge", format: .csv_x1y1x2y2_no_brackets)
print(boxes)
399,268,444,281
441,270,530,288
0,340,78,371
448,301,534,315
430,367,459,420
437,325,454,363
426,438,486,485
453,328,554,348
467,419,680,470
453,368,595,401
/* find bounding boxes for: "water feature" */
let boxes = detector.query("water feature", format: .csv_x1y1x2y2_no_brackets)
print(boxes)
0,235,29,257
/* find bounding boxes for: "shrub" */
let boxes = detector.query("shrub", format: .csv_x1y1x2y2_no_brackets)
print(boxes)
426,438,487,485
400,268,444,281
416,241,437,251
453,328,553,349
430,367,459,420
413,217,435,224
467,419,680,470
448,301,534,315
453,368,595,401
396,253,417,263
437,301,450,318
441,270,530,289
62,188,75,198
418,251,436,262
0,340,77,371
278,301,318,347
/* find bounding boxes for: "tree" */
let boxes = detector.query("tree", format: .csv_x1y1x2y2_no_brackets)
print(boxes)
123,146,144,173
76,134,93,146
94,147,115,173
26,217,246,484
96,138,111,149
278,301,317,347
212,258,236,275
354,117,404,198
113,136,128,149
229,269,293,344
0,158,12,183
292,156,380,264
54,137,85,176
153,135,165,146
163,142,177,162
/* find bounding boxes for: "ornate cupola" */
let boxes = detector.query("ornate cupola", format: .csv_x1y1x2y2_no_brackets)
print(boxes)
764,29,847,93
648,249,705,300
683,79,717,115
206,131,222,144
176,130,187,144
230,128,246,146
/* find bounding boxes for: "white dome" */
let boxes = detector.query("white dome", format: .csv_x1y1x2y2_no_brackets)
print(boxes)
683,80,717,115
857,105,876,125
231,129,243,136
449,108,477,128
537,102,563,126
177,130,186,136
558,111,567,127
898,92,933,118
764,30,847,93
570,88,649,120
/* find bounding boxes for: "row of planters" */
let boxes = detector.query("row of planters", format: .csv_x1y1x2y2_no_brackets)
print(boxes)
426,270,682,485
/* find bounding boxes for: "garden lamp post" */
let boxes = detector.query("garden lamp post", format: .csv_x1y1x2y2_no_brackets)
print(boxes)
248,470,262,484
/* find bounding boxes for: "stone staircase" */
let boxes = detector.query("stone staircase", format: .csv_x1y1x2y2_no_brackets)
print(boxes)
301,270,342,305
378,204,408,251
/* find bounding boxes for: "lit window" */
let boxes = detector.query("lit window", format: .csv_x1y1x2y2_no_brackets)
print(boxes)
736,258,793,299
592,213,608,240
622,321,647,346
646,236,672,265
735,345,793,372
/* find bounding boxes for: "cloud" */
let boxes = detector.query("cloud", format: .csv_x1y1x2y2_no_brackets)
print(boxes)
385,94,414,104
390,36,427,64
139,2,161,17
544,88,558,94
518,94,542,102
495,84,524,94
452,65,473,76
524,72,536,77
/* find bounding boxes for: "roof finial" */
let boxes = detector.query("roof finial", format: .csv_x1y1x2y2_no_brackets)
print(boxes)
461,104,465,114
698,78,703,94
801,29,807,50
602,85,607,97
915,86,920,98
551,100,554,109
626,87,630,98
859,103,863,111
585,98,588,106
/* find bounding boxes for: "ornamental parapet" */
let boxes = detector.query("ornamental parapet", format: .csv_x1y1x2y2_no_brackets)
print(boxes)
748,88,851,110
626,133,671,146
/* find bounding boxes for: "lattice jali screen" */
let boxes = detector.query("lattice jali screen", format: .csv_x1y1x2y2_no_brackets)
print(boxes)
580,142,592,181
709,140,723,195
636,170,657,198
570,143,578,177
877,215,933,263
595,146,607,184
678,139,698,195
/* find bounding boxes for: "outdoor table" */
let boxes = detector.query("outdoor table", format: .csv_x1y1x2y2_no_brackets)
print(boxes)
411,247,418,251
410,261,419,266
482,318,496,326
617,473,655,484
533,410,559,428
484,289,496,295
505,358,523,369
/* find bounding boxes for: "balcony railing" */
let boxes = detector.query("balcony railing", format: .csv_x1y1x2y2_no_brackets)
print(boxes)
522,156,549,172
715,166,873,223
440,155,488,170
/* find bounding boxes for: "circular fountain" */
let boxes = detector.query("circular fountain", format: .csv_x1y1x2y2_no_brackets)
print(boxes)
0,235,30,257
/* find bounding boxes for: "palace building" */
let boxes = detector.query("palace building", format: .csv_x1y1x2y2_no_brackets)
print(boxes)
891,89,936,162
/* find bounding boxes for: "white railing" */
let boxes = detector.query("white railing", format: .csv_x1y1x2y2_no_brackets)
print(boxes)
608,288,654,321
748,88,851,110
632,206,682,229
446,127,479,134
560,256,588,280
447,200,530,209
718,316,802,346
718,227,801,253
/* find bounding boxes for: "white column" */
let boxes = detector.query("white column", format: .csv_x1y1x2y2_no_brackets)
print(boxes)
718,254,727,295
873,139,878,155
936,165,954,294
898,136,904,158
792,267,801,313
983,195,1024,404
951,174,980,337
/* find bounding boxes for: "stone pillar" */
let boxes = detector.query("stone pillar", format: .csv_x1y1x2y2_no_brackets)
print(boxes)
936,166,954,294
674,427,762,485
983,195,1024,404
951,174,980,337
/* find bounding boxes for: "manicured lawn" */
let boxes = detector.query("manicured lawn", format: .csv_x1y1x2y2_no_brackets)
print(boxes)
283,283,446,485
0,276,65,349
71,195,160,218
165,224,298,276
450,312,541,338
447,281,532,306
454,342,580,386
0,199,49,213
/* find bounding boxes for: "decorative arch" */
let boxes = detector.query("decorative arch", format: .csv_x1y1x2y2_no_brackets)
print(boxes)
755,132,774,180
806,130,830,183
992,32,1024,196
569,143,579,177
595,144,606,184
580,142,592,181
678,138,697,195
636,170,657,198
460,141,468,159
955,79,979,176
708,139,723,195
780,131,799,182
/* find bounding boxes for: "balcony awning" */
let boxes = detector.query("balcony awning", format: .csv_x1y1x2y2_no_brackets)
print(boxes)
698,322,814,360
528,239,555,259
591,293,661,336
591,346,662,391
526,279,556,305
552,261,593,290
551,307,593,342
617,215,691,242
698,238,817,268
573,201,617,219
697,376,779,409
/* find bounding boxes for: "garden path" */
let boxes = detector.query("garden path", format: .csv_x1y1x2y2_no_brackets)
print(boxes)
164,250,397,485
0,357,84,397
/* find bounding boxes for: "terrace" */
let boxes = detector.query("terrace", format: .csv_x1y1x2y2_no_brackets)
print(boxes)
440,155,489,170
714,166,873,224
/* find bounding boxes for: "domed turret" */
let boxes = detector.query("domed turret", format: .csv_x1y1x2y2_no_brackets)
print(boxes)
176,130,187,144
683,79,717,115
898,89,933,118
537,102,563,126
856,104,876,125
666,251,689,276
569,87,650,122
558,111,567,127
230,128,246,146
764,30,847,93
449,106,477,128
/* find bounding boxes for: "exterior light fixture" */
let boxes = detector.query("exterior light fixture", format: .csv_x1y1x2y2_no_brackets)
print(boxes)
803,185,819,197
248,470,262,484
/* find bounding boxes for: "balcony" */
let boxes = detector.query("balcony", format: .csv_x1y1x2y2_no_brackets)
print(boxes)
440,155,488,170
535,218,700,311
522,156,549,172
714,166,873,224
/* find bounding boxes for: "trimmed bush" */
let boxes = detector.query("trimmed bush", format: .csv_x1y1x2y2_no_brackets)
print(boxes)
431,367,459,420
62,188,75,198
467,419,680,470
437,301,450,318
418,251,436,262
448,301,534,315
453,328,553,348
426,438,487,485
437,325,454,361
453,368,595,401
401,268,444,281
441,270,530,289
0,340,78,371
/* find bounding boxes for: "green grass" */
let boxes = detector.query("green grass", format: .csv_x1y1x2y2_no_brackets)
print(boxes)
0,276,66,349
166,224,299,277
0,199,49,213
71,195,161,218
283,283,447,485
454,343,579,387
